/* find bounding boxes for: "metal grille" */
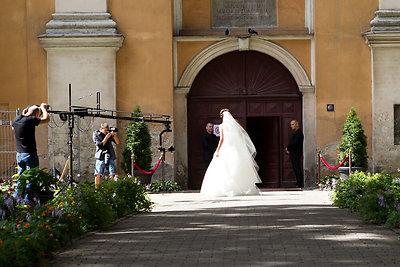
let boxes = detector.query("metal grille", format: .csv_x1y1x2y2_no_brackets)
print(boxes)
0,111,17,181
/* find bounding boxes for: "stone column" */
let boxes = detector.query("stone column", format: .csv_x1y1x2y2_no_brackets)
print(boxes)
173,87,189,188
300,86,317,187
38,0,124,180
364,0,400,172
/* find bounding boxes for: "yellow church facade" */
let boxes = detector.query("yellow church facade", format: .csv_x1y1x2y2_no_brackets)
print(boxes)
2,0,400,189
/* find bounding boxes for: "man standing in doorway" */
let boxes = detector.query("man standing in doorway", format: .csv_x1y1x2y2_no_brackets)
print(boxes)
285,120,304,188
202,122,219,168
12,103,50,197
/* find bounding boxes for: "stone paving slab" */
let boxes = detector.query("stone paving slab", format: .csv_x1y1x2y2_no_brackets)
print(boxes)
49,190,400,266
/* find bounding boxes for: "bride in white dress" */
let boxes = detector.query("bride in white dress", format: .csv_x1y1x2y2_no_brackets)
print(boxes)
200,109,261,197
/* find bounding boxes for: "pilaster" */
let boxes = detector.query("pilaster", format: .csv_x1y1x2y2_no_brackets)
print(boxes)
38,1,124,180
363,3,400,173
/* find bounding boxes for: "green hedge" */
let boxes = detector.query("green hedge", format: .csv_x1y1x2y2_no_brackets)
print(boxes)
331,171,400,228
0,173,152,266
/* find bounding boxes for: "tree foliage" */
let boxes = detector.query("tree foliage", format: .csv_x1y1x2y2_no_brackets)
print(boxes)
121,106,152,173
337,107,368,168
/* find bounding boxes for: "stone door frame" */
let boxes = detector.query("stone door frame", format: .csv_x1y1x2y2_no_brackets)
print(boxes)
174,38,316,188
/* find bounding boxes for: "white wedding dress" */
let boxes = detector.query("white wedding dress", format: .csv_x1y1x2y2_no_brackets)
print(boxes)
200,111,261,197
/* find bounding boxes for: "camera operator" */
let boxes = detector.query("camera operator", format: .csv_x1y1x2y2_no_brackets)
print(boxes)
93,122,119,188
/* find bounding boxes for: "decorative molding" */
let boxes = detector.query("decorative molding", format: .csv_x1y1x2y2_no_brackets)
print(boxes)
370,10,400,32
174,34,312,42
174,87,190,94
364,10,400,47
299,85,315,93
38,36,124,49
38,12,124,49
364,32,400,47
178,38,312,90
38,12,123,38
238,37,250,51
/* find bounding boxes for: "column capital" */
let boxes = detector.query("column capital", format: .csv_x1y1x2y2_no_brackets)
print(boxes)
174,87,190,95
299,85,315,93
363,10,400,47
38,12,124,48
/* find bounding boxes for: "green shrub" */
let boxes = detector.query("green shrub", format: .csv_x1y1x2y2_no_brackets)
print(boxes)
149,180,182,193
121,106,152,173
358,173,393,224
98,177,152,218
318,174,339,190
0,176,152,266
337,107,368,168
332,171,400,228
385,210,400,228
331,171,368,211
15,167,57,199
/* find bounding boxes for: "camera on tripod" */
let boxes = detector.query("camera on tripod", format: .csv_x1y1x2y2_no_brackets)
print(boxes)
109,127,118,133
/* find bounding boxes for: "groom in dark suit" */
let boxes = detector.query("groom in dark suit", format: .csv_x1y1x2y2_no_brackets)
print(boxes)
285,120,304,188
202,122,219,168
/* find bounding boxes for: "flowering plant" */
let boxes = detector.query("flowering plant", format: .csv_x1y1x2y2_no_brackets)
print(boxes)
148,180,182,193
331,171,400,228
0,175,152,266
15,167,57,201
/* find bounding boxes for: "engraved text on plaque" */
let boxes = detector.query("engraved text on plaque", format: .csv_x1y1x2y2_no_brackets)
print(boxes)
212,0,277,28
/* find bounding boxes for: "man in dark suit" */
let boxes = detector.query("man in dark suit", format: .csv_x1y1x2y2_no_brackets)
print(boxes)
285,120,304,188
202,122,219,168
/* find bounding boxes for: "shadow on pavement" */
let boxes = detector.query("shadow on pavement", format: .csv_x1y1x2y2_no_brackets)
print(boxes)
50,203,400,266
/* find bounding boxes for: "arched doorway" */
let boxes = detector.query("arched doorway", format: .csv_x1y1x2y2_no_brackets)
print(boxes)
187,50,302,189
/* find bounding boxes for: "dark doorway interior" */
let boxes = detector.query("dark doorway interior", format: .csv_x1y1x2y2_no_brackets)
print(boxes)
247,117,281,188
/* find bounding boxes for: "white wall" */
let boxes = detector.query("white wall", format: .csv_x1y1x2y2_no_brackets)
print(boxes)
372,47,400,172
380,0,400,9
55,0,107,13
46,47,118,179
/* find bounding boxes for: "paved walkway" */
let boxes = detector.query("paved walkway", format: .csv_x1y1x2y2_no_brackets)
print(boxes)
49,190,400,266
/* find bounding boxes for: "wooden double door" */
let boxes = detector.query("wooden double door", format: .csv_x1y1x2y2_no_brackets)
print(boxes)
187,51,302,189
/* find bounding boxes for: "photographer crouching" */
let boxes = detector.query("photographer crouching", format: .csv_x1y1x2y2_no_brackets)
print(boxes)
93,122,119,188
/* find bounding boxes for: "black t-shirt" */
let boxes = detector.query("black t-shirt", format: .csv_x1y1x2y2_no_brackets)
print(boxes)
12,115,41,153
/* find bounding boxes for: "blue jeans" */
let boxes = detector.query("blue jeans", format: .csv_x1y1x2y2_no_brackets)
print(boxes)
14,152,39,198
94,158,116,176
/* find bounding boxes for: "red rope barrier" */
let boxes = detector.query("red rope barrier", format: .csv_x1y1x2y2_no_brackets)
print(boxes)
133,157,162,175
320,155,348,170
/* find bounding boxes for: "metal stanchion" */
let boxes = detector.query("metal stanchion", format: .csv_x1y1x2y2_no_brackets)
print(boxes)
161,151,165,192
131,153,135,178
348,150,352,175
318,151,321,184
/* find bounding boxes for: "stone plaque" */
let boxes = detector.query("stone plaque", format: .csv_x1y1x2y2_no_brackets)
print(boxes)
212,0,276,28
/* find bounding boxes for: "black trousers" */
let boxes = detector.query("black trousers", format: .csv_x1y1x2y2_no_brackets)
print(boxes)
290,157,303,187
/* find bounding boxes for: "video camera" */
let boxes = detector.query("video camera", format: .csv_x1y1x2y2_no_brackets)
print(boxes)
109,127,118,133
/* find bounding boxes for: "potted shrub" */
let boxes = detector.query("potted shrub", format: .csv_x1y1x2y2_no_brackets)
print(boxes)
337,107,368,178
121,106,153,185
16,167,57,203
